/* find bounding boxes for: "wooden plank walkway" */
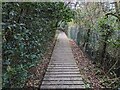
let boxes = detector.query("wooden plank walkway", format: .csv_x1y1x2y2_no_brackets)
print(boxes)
40,31,85,89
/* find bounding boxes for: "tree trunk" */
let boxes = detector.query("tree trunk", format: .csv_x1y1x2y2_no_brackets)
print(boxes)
84,29,90,51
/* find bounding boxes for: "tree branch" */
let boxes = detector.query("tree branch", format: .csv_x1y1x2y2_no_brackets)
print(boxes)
105,13,120,21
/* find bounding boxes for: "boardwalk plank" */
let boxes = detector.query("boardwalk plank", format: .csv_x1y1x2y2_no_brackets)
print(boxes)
43,77,83,81
45,72,80,74
48,65,77,67
47,67,78,69
41,84,85,89
44,74,82,77
42,80,84,85
47,69,79,72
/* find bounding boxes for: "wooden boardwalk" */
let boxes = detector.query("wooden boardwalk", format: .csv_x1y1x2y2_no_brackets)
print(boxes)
40,31,85,89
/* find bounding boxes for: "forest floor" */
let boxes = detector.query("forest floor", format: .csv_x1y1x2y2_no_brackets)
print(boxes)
70,40,120,89
25,32,116,89
25,35,103,89
69,40,104,89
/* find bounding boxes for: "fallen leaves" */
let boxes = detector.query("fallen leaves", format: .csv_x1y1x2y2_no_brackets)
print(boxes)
70,40,103,89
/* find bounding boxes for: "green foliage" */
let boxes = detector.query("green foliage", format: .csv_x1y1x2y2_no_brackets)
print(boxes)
97,16,119,48
2,2,73,88
69,2,120,88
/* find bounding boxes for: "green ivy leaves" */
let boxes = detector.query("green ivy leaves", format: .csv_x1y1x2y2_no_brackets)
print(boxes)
2,2,73,88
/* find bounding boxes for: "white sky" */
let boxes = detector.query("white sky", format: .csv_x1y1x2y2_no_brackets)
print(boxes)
66,0,118,2
2,0,119,2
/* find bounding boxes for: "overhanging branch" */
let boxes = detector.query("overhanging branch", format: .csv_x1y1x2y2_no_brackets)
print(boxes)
105,13,120,21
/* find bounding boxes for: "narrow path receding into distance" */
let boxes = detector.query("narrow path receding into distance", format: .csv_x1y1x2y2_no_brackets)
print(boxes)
40,31,85,89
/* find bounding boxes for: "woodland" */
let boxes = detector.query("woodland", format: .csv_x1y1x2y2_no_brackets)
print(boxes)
2,1,120,89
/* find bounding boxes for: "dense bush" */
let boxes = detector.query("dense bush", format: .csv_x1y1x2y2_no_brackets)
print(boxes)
68,2,120,88
2,2,73,88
